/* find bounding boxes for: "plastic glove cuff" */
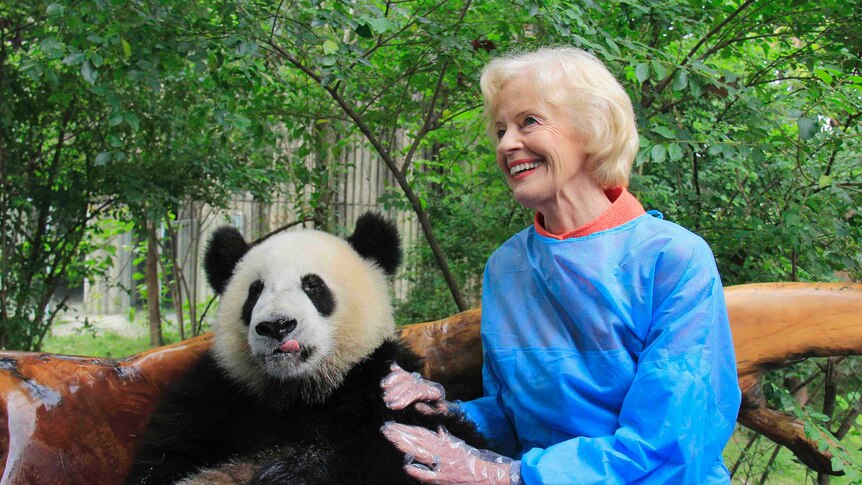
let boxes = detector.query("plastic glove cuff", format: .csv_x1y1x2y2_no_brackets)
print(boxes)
509,460,522,485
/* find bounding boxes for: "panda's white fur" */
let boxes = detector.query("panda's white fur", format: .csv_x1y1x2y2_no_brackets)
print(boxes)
213,229,396,403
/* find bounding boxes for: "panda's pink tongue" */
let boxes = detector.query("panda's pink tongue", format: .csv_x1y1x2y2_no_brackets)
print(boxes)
279,340,301,353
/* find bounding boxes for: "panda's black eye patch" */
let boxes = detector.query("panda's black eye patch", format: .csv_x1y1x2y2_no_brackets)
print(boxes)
301,273,335,317
242,280,264,326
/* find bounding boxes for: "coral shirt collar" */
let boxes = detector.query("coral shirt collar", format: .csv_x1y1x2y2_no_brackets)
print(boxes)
534,187,646,240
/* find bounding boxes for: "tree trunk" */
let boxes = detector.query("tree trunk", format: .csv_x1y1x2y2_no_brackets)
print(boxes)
163,224,184,341
816,357,838,485
312,120,337,233
146,220,163,347
0,139,8,348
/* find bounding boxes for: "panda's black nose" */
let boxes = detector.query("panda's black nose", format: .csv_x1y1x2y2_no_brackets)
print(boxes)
255,318,298,341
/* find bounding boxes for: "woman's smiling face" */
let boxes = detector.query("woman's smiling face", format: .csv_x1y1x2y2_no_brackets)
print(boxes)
492,76,593,214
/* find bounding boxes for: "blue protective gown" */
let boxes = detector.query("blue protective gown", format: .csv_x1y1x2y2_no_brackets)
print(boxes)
459,212,741,484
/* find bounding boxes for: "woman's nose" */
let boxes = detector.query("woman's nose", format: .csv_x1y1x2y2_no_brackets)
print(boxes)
496,128,522,154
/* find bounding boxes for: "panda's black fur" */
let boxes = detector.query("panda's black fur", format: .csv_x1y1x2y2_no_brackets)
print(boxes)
126,213,486,484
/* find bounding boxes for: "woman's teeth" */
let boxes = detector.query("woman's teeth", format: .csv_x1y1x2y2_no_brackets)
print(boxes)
510,161,543,176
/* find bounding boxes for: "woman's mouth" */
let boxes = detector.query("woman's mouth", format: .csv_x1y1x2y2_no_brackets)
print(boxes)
509,160,545,179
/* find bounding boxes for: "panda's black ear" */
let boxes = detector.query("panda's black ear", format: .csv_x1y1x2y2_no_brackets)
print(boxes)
347,213,402,275
204,226,250,294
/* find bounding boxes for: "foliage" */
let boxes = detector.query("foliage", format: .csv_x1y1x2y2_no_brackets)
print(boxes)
1,0,291,350
212,0,540,311
393,148,534,322
532,0,862,284
1,1,116,350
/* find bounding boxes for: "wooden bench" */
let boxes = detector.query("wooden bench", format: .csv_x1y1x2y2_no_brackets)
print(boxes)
1,282,860,483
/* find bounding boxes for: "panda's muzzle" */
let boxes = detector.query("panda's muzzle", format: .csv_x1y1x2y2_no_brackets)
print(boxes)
255,318,298,342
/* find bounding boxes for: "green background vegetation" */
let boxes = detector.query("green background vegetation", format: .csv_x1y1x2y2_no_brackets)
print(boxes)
3,0,861,482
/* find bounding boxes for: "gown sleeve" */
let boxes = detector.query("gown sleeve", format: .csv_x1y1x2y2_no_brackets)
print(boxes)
457,346,520,457
518,241,741,484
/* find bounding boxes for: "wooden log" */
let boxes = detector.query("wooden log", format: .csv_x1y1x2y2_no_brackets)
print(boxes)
0,336,213,484
398,308,483,401
727,282,862,474
0,282,860,483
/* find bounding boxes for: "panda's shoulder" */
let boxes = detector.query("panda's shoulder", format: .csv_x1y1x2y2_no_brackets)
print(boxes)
334,338,418,396
155,351,258,416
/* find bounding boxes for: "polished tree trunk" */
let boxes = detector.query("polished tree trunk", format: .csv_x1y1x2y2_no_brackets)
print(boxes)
0,283,859,483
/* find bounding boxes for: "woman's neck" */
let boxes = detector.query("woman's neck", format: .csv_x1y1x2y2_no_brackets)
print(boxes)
539,183,612,234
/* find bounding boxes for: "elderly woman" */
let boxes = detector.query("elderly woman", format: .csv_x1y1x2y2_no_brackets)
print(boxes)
381,47,741,484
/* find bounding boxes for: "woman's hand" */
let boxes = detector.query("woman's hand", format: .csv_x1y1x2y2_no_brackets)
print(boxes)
380,422,519,485
381,362,453,415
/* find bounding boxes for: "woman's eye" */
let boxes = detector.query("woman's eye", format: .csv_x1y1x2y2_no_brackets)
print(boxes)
496,128,506,139
523,116,538,126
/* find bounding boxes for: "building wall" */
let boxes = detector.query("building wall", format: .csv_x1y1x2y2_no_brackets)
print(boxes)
83,141,420,316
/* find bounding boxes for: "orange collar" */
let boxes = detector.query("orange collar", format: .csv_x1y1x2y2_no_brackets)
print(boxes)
534,187,646,240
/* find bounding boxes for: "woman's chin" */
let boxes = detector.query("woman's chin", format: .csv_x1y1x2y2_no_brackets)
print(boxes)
510,186,545,212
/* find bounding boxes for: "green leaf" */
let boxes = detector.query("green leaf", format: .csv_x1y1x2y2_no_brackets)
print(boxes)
673,69,688,91
813,68,833,85
650,144,667,163
238,41,258,56
831,456,845,473
95,152,111,166
81,60,97,85
109,114,124,127
90,52,104,68
366,17,393,34
355,23,373,38
146,76,161,92
784,210,800,227
668,143,684,161
818,175,833,188
797,116,819,140
40,38,65,59
47,3,65,16
635,63,650,83
605,37,621,57
653,126,676,139
808,411,831,422
233,115,251,130
125,112,140,132
62,53,86,66
689,77,703,98
323,40,339,55
121,39,132,59
651,61,669,81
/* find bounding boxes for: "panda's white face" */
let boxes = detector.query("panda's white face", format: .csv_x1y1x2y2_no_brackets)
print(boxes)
242,271,337,379
212,229,396,399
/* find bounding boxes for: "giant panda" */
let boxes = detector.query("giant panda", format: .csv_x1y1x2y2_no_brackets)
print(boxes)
126,213,485,484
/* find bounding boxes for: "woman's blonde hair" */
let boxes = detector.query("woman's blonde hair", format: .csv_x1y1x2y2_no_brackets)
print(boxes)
481,46,639,188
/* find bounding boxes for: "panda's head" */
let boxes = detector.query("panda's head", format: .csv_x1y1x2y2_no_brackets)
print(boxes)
203,213,402,402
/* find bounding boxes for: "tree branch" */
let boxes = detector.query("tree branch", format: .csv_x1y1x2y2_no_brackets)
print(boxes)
643,0,758,107
400,0,473,177
265,39,468,311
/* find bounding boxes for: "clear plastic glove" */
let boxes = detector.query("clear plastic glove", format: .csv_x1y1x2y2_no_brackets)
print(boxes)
381,362,454,416
380,422,521,485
